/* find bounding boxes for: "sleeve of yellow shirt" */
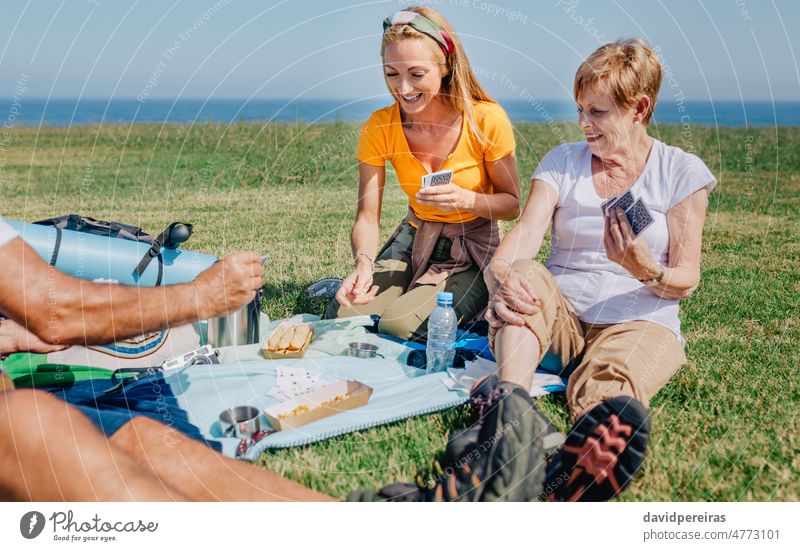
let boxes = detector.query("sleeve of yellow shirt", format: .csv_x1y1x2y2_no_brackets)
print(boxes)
478,101,516,162
357,110,389,167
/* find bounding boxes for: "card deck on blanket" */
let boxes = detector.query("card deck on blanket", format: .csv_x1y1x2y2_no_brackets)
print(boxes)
267,367,336,401
422,169,453,188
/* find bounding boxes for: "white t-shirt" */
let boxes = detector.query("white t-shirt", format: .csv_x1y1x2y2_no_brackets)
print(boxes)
0,214,18,249
533,139,716,343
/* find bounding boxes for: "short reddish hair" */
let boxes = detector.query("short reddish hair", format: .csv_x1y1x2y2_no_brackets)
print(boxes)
574,38,662,125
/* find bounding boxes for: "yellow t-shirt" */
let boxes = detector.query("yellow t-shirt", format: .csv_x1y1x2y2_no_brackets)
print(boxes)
356,101,516,224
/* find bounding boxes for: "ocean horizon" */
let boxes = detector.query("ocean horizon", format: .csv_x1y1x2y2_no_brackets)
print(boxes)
2,97,797,128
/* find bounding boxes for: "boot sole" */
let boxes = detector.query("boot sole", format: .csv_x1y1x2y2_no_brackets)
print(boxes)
556,397,650,502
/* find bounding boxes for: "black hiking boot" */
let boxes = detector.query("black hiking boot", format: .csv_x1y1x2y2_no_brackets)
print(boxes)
347,381,547,502
443,375,563,467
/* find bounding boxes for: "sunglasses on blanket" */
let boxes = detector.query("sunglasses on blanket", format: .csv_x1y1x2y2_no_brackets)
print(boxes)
406,348,478,370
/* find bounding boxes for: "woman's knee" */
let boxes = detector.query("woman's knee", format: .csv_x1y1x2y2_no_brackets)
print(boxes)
508,260,562,312
511,259,552,287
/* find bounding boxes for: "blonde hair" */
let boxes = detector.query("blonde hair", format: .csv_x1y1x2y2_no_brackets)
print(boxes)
574,38,662,125
381,6,494,142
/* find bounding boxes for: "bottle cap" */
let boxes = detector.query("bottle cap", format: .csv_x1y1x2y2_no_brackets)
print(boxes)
436,291,453,306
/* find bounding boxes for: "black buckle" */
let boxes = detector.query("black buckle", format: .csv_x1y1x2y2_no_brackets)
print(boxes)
103,366,162,395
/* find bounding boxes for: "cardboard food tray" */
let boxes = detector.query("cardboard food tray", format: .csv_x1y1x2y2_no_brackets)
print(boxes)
264,380,373,431
260,322,315,359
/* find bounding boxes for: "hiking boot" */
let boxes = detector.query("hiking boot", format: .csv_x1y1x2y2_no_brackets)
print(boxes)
347,382,547,502
545,396,650,502
443,375,563,467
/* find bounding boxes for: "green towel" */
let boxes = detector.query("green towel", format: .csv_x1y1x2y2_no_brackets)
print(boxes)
0,353,113,388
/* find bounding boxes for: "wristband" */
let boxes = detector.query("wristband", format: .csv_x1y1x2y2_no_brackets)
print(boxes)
354,252,374,268
640,268,665,287
491,256,513,267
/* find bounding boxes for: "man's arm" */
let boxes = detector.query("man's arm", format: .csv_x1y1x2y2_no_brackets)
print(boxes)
0,317,68,355
0,238,263,346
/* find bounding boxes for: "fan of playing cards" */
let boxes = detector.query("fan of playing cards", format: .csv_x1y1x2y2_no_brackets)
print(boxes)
600,189,655,236
267,367,338,401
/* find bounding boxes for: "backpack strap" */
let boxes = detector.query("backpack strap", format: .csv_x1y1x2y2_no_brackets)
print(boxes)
133,223,193,283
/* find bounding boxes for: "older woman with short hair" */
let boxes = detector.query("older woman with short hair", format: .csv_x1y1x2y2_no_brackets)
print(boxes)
481,38,716,501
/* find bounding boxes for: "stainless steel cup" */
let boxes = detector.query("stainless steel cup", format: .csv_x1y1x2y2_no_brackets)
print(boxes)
207,293,262,348
219,405,261,439
347,342,383,359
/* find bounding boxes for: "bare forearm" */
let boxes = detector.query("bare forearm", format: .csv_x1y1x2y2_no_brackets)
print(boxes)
639,263,700,300
0,238,261,347
350,217,381,262
40,277,209,345
485,222,544,287
467,191,520,221
493,222,544,265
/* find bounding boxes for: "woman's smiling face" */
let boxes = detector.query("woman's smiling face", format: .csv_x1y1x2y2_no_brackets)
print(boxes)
383,38,445,115
577,80,641,158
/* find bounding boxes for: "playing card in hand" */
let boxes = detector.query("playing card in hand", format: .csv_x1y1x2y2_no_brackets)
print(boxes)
625,198,655,236
600,194,619,215
422,169,453,188
602,189,635,215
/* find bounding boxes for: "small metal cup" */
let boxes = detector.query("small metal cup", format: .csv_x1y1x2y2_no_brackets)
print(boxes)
219,405,261,439
207,291,263,348
347,342,383,359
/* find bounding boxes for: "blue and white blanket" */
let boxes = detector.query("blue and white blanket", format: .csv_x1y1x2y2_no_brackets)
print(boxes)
137,315,567,459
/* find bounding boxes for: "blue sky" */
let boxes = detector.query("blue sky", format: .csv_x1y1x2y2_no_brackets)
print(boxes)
1,0,797,102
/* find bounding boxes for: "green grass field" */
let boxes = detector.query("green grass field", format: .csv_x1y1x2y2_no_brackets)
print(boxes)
1,120,797,501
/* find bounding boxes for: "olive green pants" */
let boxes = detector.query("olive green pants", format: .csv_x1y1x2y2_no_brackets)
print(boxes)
325,221,489,341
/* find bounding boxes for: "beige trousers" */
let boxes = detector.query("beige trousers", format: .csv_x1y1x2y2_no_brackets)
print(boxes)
492,260,687,422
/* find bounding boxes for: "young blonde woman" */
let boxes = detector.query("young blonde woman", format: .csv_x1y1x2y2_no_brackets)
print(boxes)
325,7,521,341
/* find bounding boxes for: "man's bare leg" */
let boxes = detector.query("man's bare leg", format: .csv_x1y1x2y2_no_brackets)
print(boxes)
495,323,541,390
111,416,336,501
0,390,186,501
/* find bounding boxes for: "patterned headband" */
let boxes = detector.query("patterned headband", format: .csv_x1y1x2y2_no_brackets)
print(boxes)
383,10,455,58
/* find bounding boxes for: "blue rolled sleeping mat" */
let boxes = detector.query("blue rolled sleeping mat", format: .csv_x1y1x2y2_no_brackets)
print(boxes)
5,217,216,286
2,216,218,383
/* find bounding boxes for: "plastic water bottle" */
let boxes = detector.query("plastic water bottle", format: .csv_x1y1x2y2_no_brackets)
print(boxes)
426,292,457,374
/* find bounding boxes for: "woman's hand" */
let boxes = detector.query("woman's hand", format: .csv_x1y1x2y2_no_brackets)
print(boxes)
603,207,659,280
484,264,541,328
415,183,476,212
0,318,69,355
335,258,379,308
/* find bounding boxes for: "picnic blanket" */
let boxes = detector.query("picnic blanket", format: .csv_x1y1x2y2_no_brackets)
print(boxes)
170,315,565,459
13,315,567,460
